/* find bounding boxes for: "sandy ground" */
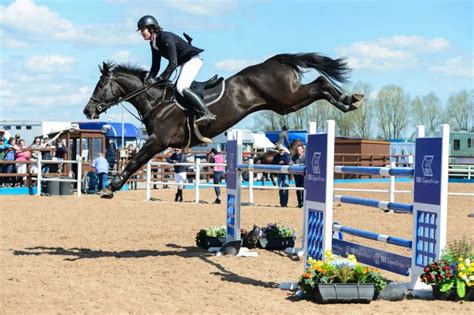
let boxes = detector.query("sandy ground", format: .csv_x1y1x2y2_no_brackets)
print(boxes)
1,182,473,314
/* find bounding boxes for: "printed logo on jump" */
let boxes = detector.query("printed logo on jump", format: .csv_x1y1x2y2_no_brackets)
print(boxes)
311,152,321,174
228,153,235,172
422,155,434,177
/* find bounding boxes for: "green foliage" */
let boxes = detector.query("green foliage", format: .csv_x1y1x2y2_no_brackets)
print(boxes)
260,223,296,238
195,226,226,241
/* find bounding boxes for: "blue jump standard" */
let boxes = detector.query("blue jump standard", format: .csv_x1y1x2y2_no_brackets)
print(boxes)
333,224,412,248
335,166,415,177
334,195,413,213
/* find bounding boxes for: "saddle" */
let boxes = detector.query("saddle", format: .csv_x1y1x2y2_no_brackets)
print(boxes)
174,75,225,111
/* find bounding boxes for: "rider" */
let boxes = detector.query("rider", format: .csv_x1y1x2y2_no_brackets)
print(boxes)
137,15,216,124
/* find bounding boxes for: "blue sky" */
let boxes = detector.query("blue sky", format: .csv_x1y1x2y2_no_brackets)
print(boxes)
0,0,472,129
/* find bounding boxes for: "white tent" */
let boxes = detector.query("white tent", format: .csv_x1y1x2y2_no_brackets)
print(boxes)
252,133,275,151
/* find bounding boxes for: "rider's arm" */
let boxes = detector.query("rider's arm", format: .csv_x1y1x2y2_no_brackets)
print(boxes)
149,42,161,77
159,34,178,81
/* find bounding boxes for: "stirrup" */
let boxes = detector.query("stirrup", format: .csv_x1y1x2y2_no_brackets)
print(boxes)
195,113,216,124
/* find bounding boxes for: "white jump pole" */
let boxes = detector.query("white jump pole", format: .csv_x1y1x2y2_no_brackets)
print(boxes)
146,161,151,201
195,158,200,203
248,158,254,204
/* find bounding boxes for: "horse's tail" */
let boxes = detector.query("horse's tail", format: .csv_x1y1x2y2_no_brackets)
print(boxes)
268,53,351,88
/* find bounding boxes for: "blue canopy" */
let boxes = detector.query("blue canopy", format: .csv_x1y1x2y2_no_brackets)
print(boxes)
77,122,141,139
265,130,308,145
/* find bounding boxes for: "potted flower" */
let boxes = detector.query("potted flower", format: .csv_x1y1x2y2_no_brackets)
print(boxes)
420,237,474,301
195,226,227,249
298,251,387,303
257,223,297,250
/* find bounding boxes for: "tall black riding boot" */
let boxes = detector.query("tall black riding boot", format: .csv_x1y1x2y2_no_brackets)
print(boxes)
178,189,183,202
175,190,180,202
182,87,216,123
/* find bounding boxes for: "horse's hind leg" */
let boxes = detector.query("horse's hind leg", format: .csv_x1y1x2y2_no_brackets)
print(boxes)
313,76,364,113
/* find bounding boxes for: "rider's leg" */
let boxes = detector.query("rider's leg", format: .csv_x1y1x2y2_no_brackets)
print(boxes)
177,57,216,123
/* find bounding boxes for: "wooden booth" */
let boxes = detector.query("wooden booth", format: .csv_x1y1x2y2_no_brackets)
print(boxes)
335,138,390,179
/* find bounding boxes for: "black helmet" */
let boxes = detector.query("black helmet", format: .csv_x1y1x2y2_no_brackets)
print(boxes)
137,15,159,31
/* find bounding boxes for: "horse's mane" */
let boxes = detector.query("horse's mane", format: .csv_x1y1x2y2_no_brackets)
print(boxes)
104,61,147,77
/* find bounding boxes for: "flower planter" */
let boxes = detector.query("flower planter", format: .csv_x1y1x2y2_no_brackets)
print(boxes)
257,237,295,250
311,283,375,304
465,287,474,301
196,237,227,249
432,285,458,301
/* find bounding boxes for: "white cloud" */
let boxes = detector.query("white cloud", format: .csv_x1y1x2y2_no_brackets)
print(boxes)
112,50,132,63
0,0,141,45
19,85,91,107
429,56,474,78
214,58,259,72
163,0,238,16
26,55,76,73
336,35,451,71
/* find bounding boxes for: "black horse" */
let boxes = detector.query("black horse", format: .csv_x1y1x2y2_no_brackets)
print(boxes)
83,53,363,198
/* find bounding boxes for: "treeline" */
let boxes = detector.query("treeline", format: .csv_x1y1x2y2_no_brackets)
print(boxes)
254,83,473,140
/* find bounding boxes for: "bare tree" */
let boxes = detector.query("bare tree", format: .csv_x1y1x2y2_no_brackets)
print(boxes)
375,85,410,139
411,92,444,135
445,90,473,131
351,82,374,138
253,110,290,131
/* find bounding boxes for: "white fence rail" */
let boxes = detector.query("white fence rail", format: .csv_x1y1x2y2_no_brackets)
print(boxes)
144,159,474,202
36,155,82,197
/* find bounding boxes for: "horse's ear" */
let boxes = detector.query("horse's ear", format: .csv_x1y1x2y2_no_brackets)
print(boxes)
100,62,109,75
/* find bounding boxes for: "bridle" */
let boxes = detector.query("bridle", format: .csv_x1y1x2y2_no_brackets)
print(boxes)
88,72,169,121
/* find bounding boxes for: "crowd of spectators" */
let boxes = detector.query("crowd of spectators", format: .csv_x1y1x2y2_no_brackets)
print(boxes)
0,129,66,188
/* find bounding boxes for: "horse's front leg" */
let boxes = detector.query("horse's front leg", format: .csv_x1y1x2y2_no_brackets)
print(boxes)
100,139,163,198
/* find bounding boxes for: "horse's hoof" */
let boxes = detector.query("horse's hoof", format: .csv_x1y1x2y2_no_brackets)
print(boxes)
351,93,365,109
99,188,114,199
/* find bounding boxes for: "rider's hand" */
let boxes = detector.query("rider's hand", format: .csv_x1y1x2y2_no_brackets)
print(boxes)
156,76,168,85
144,75,157,85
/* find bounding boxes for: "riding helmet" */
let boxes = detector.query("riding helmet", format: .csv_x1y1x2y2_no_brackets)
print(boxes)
137,15,160,31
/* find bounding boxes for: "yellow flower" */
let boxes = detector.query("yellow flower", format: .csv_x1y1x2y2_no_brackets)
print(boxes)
347,254,357,263
458,272,465,278
458,257,464,262
458,263,465,270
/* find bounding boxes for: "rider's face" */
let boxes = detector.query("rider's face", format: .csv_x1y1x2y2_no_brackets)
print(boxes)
140,28,152,40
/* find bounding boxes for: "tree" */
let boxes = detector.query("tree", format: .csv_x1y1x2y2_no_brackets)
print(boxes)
411,92,445,135
445,90,473,131
375,85,410,140
254,111,284,131
351,82,374,138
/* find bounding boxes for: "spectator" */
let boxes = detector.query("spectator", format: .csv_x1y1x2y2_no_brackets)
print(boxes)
291,144,305,208
166,148,187,202
276,125,289,149
30,137,42,174
105,140,117,170
15,139,30,187
4,138,17,187
0,129,10,187
209,148,224,204
41,143,53,175
272,144,290,207
54,141,67,173
92,153,110,190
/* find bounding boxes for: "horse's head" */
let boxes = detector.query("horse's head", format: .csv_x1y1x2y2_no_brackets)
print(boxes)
83,62,125,119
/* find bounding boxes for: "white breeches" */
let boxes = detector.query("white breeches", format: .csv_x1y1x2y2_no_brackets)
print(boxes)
176,56,203,96
174,172,187,189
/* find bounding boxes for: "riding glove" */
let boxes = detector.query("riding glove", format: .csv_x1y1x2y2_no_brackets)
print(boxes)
145,75,157,85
